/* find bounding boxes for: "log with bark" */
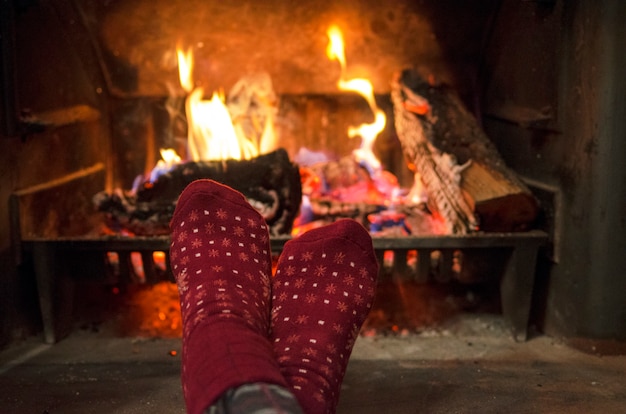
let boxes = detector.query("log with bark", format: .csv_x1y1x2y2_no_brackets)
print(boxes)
94,148,301,236
391,69,539,233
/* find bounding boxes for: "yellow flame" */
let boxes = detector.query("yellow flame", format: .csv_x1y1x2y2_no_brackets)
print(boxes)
177,47,194,93
326,26,385,172
326,25,346,70
148,148,182,182
148,46,282,183
159,148,182,166
186,88,243,161
175,46,256,161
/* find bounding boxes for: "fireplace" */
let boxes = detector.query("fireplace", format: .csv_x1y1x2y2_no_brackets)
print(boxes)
1,0,625,352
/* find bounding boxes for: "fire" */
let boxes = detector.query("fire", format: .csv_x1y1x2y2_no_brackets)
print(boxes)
185,88,246,161
145,46,281,187
326,25,386,174
177,46,194,93
147,30,384,189
177,48,253,162
326,26,347,69
149,149,182,183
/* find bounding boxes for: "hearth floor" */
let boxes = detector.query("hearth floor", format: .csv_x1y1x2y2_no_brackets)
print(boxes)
1,314,625,414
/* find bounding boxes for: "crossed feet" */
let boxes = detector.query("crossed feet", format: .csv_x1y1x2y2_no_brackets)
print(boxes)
170,179,378,414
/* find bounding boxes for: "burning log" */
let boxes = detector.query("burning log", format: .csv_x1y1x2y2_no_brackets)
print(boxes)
94,149,301,236
392,69,539,233
293,154,399,232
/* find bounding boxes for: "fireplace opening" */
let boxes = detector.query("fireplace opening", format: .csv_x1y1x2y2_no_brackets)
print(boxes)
7,0,550,342
3,0,625,352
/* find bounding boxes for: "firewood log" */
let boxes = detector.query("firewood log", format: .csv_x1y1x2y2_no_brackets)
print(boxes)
392,69,539,233
94,148,301,236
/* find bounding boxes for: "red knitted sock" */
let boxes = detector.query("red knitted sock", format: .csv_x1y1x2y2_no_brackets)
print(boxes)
170,179,287,414
270,219,379,414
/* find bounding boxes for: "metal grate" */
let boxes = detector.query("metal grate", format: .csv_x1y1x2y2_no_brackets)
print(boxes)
22,231,547,343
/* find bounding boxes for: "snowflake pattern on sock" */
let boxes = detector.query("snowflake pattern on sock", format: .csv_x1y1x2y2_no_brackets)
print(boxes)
169,180,288,414
270,219,378,414
170,191,273,338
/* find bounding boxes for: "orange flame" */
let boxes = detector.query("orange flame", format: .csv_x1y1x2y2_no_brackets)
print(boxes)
185,88,244,161
326,25,386,172
146,47,281,185
177,47,252,161
177,46,194,93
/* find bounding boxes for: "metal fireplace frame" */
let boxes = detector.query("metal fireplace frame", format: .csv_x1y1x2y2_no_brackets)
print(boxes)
21,230,547,344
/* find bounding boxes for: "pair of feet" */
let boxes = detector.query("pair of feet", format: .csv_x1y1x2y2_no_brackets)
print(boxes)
170,180,378,414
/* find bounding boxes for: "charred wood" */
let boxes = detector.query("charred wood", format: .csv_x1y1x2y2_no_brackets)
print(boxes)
94,149,301,236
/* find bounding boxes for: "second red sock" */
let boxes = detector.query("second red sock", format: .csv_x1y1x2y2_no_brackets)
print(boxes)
270,219,379,413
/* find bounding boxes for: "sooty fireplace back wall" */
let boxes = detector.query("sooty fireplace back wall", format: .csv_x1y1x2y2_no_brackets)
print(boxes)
1,0,625,350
